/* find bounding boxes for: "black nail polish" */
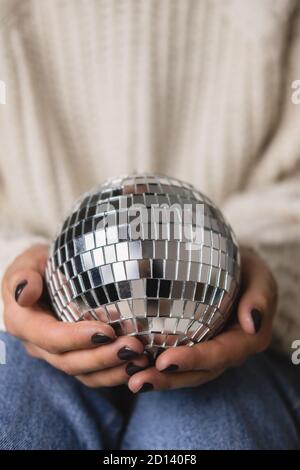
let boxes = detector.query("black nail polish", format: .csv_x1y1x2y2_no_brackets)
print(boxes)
126,362,146,376
161,364,179,373
15,281,28,303
118,347,140,361
145,350,156,367
138,382,153,393
91,333,113,345
251,309,263,333
153,347,165,361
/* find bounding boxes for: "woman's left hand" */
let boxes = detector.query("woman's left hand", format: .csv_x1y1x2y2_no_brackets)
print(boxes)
127,247,278,393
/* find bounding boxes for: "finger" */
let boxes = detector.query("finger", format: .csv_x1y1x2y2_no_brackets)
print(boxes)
238,248,277,341
76,355,149,388
128,366,224,392
155,326,259,373
4,244,49,307
8,303,117,353
23,335,146,375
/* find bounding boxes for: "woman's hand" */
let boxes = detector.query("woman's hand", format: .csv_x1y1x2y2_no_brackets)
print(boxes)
2,244,148,387
127,247,278,393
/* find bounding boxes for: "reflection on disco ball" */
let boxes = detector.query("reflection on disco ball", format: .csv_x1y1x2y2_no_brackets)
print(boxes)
45,174,241,357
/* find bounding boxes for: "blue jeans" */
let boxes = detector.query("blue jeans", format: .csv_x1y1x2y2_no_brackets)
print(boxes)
0,331,300,450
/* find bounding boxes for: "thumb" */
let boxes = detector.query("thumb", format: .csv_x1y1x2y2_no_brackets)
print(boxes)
237,248,277,342
6,244,49,308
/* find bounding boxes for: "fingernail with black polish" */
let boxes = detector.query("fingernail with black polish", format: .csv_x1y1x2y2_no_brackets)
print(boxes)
161,364,179,373
251,309,263,333
91,333,113,345
15,280,28,303
118,347,140,361
153,347,165,361
138,382,153,393
126,362,146,376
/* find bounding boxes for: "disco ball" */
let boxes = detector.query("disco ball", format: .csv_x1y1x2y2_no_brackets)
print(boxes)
45,174,241,357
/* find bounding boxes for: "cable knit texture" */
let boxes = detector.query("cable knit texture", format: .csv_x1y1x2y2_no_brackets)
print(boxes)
0,0,300,355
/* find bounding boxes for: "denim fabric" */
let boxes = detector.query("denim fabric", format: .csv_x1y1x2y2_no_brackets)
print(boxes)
1,331,300,450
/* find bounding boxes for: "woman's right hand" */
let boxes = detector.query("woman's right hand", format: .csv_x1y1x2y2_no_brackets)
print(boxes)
1,244,148,387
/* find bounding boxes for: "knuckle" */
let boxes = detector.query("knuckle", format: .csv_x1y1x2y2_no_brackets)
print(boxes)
212,342,227,368
65,325,84,347
76,375,90,386
23,344,37,358
191,350,202,370
57,358,76,375
46,326,64,354
78,375,99,388
45,342,61,355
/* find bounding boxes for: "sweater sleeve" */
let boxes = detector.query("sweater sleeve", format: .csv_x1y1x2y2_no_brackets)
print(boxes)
222,5,300,356
0,1,51,330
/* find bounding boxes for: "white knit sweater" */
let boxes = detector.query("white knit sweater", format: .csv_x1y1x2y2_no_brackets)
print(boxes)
0,0,300,355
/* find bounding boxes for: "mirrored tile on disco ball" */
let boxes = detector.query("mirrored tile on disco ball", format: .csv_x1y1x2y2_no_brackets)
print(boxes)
183,300,196,319
171,299,185,318
100,264,114,284
158,299,172,317
117,280,132,299
92,247,104,266
183,281,195,300
176,318,192,335
116,241,129,261
138,259,151,279
152,259,164,278
132,299,146,317
171,280,183,299
146,279,158,298
104,245,116,264
89,267,102,288
177,261,189,281
95,229,106,247
119,318,137,335
125,260,139,280
147,299,159,317
131,278,145,298
141,240,153,258
94,286,108,305
116,301,132,320
165,260,177,279
135,317,149,333
113,262,126,282
151,239,163,258
159,279,171,298
105,283,119,302
129,240,142,259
